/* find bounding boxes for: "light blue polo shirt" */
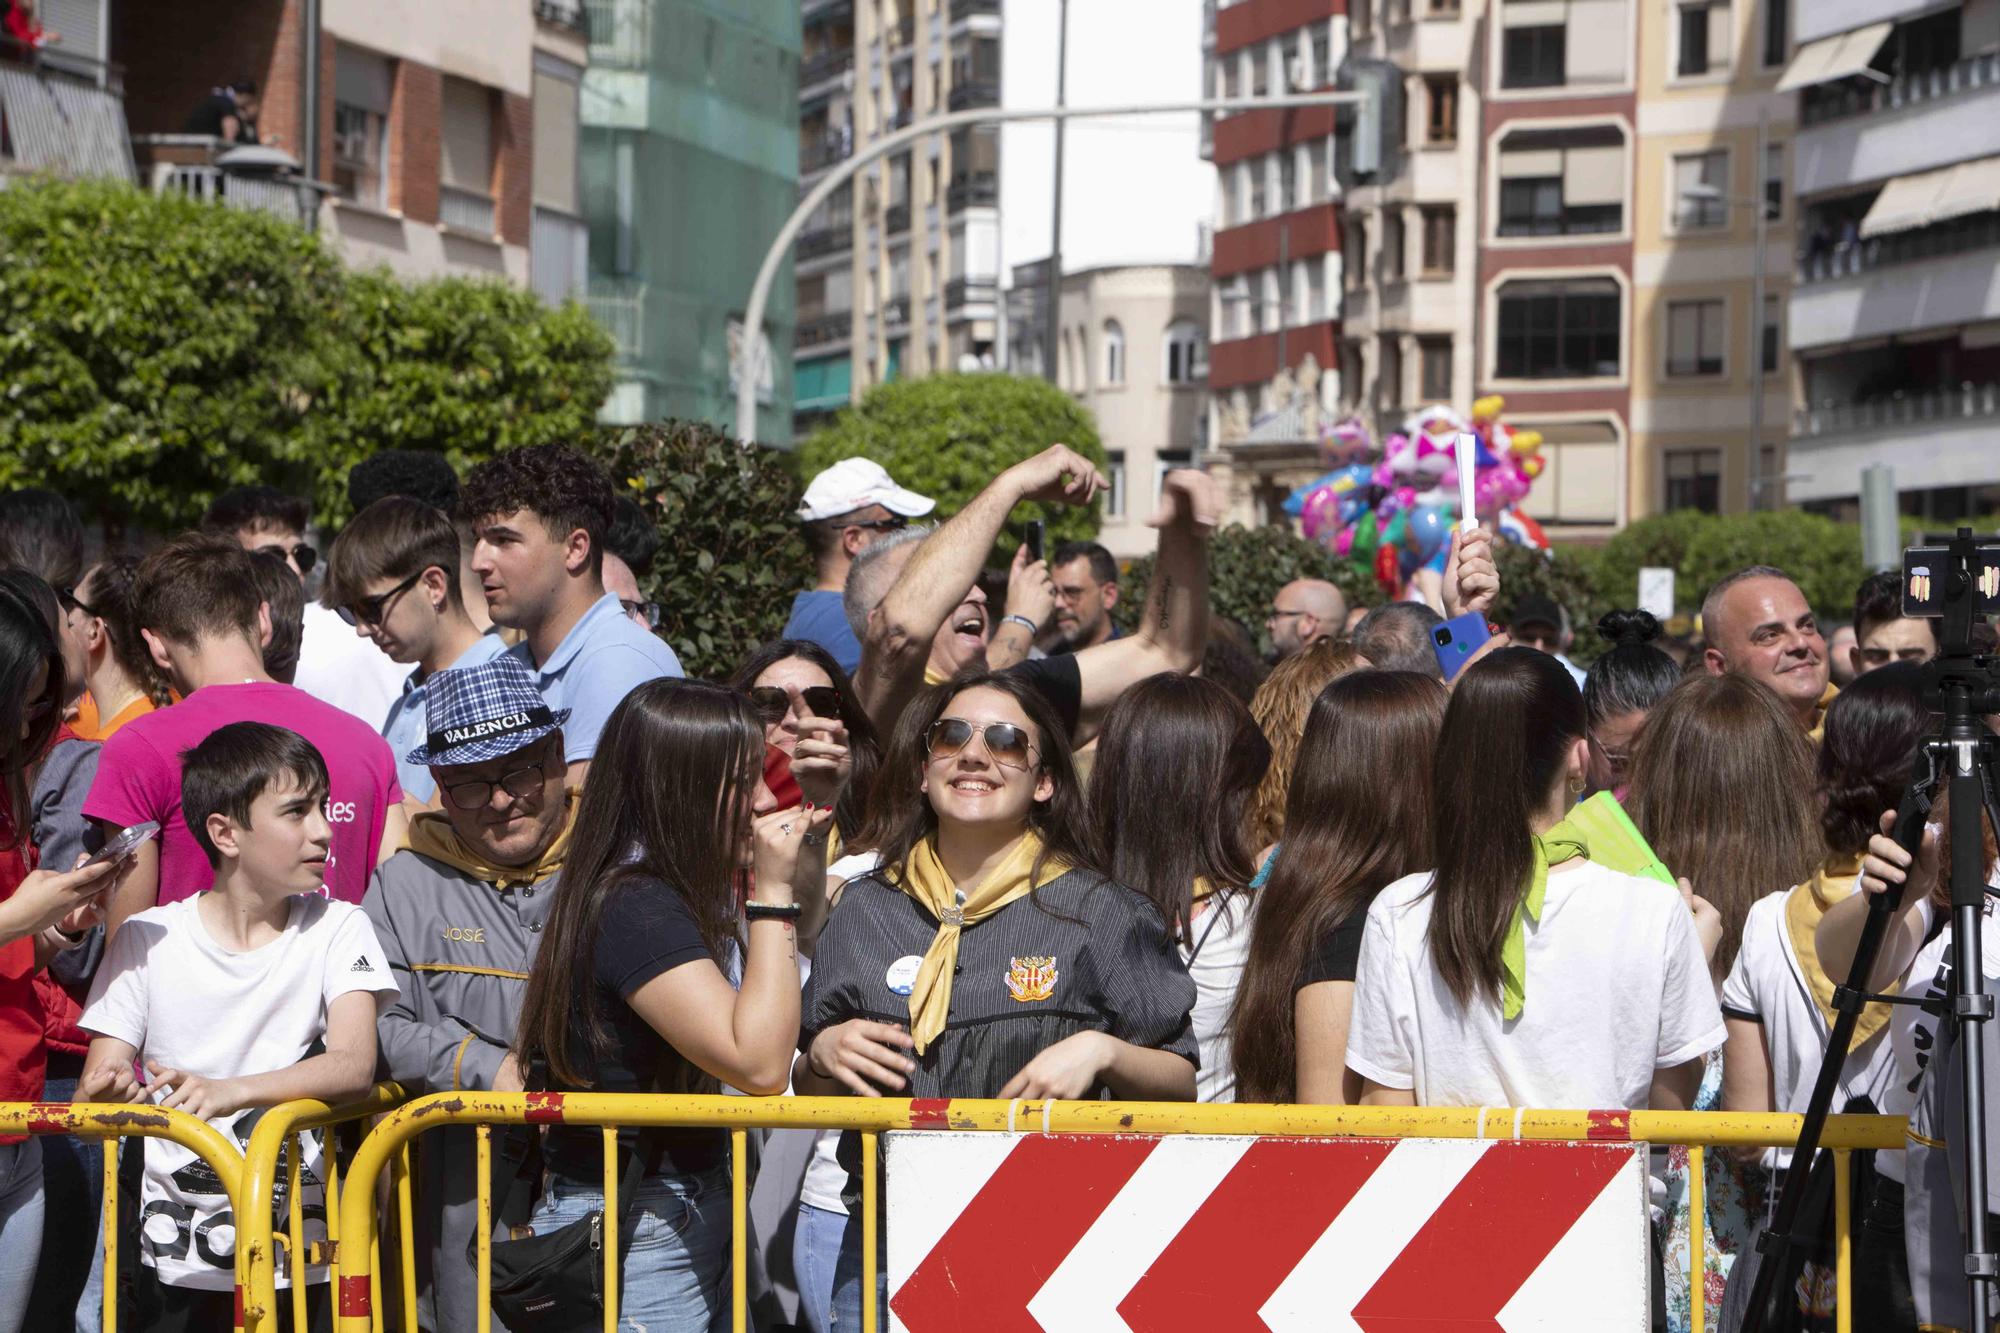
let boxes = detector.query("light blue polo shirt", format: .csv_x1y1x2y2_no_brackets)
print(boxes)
381,630,510,803
507,593,684,763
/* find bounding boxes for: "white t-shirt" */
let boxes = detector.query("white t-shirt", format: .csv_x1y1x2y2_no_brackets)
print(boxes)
292,602,413,728
79,895,399,1291
1346,861,1726,1109
1720,886,1901,1170
1184,889,1254,1104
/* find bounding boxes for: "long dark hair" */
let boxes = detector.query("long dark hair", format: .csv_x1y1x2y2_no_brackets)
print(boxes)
1425,647,1584,1009
1231,670,1447,1102
1084,673,1270,940
728,638,880,843
81,556,174,708
0,572,65,848
1583,609,1679,730
1816,661,1930,862
1628,674,1822,977
871,669,1099,887
513,678,762,1089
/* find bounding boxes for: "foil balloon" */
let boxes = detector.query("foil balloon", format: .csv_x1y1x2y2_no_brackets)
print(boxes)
1405,504,1450,562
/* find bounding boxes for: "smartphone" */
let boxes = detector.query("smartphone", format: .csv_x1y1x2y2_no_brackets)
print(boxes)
85,820,159,869
1430,611,1493,683
1024,519,1045,564
763,744,802,811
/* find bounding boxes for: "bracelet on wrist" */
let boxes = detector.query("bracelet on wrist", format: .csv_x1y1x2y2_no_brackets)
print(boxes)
745,900,804,922
1001,613,1040,636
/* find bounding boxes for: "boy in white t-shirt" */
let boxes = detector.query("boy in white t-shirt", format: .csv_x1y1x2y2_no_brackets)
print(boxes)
79,721,399,1331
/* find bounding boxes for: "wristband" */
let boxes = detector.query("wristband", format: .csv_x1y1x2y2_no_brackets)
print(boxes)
1001,614,1040,636
745,901,804,922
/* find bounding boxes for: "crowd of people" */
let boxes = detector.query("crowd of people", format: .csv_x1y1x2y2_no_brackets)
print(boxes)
0,441,1988,1333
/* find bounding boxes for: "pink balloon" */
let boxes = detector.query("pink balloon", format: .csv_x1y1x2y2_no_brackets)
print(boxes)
1334,527,1355,557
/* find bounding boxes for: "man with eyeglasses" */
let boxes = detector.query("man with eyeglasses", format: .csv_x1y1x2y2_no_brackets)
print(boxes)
202,485,412,727
324,498,508,808
786,458,936,673
360,655,576,1331
1265,579,1347,660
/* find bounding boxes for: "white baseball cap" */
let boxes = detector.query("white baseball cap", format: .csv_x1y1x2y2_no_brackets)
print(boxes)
797,457,936,523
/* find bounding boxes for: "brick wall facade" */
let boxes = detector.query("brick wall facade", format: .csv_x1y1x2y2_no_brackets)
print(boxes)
496,91,533,245
390,60,442,225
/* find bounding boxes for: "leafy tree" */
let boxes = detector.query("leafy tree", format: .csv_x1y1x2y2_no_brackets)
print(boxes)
1115,524,1380,657
590,420,808,680
0,177,613,535
796,374,1108,563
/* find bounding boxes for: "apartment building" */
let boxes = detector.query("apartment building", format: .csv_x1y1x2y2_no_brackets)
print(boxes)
793,0,1004,437
581,0,798,438
113,0,589,300
1008,261,1211,558
1780,0,2000,519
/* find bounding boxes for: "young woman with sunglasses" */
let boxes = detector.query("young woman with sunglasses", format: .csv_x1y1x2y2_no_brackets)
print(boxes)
729,640,879,847
797,670,1197,1328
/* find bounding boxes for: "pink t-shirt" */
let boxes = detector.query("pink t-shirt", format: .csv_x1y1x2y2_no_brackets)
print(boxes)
83,682,402,905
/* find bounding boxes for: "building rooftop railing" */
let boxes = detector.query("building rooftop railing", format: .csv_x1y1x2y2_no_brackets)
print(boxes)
1793,381,2000,437
1796,211,2000,284
1801,49,2000,127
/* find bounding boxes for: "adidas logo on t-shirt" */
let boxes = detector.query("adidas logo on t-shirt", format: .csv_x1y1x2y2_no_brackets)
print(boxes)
350,956,374,973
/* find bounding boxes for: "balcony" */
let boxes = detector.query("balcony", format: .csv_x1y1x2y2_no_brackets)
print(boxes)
1788,382,2000,501
531,205,588,307
1796,52,2000,195
134,139,328,227
1788,240,2000,348
883,295,910,325
801,46,853,87
796,312,852,349
588,280,647,361
1,46,133,182
533,0,589,36
951,0,1002,18
803,0,855,19
801,130,854,174
1797,212,2000,284
944,277,998,310
439,185,497,236
798,223,851,259
945,174,998,211
584,0,650,68
947,81,1000,111
884,201,910,234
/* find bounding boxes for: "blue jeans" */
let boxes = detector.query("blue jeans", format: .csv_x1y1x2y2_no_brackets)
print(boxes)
792,1203,845,1333
0,1138,46,1333
531,1168,729,1333
828,1209,886,1333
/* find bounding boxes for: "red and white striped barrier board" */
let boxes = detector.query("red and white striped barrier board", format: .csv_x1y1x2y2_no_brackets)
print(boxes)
886,1133,1648,1332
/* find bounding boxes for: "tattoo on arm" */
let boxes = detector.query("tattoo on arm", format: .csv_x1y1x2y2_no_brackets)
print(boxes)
1157,576,1174,633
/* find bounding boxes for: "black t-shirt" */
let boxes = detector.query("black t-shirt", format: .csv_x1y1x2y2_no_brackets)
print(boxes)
1005,654,1083,739
182,91,259,143
545,876,725,1179
1295,911,1366,989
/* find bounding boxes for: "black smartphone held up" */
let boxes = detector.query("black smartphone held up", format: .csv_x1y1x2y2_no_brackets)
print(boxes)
85,820,159,869
1024,519,1046,564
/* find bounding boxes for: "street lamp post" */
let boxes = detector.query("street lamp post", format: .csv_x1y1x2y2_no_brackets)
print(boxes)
736,90,1365,442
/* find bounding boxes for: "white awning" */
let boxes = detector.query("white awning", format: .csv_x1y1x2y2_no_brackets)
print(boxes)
1776,22,1892,92
1860,155,2000,236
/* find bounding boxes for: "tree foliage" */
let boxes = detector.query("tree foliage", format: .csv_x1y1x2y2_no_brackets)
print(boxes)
591,420,808,680
0,177,613,534
796,374,1108,563
1115,523,1381,657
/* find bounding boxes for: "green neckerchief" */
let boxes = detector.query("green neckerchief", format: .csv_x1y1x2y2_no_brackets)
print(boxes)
1501,821,1590,1021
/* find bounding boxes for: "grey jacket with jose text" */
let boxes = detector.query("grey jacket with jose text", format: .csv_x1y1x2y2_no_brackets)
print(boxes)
361,848,558,1333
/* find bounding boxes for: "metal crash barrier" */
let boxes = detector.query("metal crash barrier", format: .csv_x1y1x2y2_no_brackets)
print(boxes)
280,1094,1908,1333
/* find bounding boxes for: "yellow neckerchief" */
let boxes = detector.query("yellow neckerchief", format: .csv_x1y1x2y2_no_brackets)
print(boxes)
1808,681,1840,745
1785,855,1896,1044
923,665,952,687
1501,822,1590,1022
1192,876,1220,902
404,788,580,890
889,831,1072,1053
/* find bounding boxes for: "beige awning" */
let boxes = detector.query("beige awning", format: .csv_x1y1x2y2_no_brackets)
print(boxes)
1776,22,1892,92
1861,155,2000,236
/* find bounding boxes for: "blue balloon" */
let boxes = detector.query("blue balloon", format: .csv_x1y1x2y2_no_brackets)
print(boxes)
1406,504,1450,561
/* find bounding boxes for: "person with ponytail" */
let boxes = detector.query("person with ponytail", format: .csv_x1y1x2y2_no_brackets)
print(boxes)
797,669,1196,1328
1583,609,1682,795
1346,647,1725,1111
1231,670,1446,1105
1084,673,1271,1102
512,678,821,1332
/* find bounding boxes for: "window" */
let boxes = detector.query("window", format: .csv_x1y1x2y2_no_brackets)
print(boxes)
1761,295,1780,373
1305,258,1326,321
1106,451,1127,517
532,66,581,213
1763,142,1783,220
441,76,495,201
1103,321,1126,385
1263,267,1284,332
332,45,391,207
1165,321,1207,383
1502,26,1566,88
1312,25,1332,83
1665,299,1725,377
1762,0,1786,67
1252,43,1270,97
1353,0,1372,40
1421,205,1456,273
1419,337,1453,400
1424,76,1457,144
1344,219,1368,287
1676,0,1730,77
1523,421,1623,524
1664,448,1722,512
1339,340,1364,408
1278,151,1297,212
1673,150,1728,230
1497,128,1625,236
1154,450,1193,501
1378,337,1404,410
1249,159,1268,218
1495,279,1621,379
1383,214,1405,280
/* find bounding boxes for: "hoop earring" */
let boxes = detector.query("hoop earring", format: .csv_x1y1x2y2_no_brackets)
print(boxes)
1568,774,1585,794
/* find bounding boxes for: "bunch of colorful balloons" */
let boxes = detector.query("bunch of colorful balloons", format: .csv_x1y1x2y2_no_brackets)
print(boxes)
1284,397,1552,598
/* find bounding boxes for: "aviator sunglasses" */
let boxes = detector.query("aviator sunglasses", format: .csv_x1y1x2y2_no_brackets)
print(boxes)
925,718,1038,769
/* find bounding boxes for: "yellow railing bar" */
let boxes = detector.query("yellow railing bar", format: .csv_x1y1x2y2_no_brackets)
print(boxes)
235,1083,403,1332
1689,1144,1706,1333
287,1133,308,1333
732,1129,748,1333
863,1129,880,1333
102,1139,119,1333
1834,1147,1853,1333
392,1141,417,1332
603,1125,619,1333
476,1125,493,1333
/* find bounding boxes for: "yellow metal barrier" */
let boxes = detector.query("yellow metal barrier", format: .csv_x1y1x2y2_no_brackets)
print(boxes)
0,1100,248,1332
236,1084,406,1333
320,1093,1907,1333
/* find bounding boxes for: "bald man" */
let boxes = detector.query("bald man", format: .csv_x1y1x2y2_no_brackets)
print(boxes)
1701,564,1832,733
1266,579,1348,659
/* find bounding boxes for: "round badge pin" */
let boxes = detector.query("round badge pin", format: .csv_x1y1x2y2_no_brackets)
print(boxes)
885,954,923,997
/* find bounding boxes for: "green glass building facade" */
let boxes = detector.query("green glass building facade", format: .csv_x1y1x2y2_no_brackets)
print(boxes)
582,0,799,441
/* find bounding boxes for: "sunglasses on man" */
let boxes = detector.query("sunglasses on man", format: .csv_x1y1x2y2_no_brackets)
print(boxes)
336,568,432,628
257,542,318,575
